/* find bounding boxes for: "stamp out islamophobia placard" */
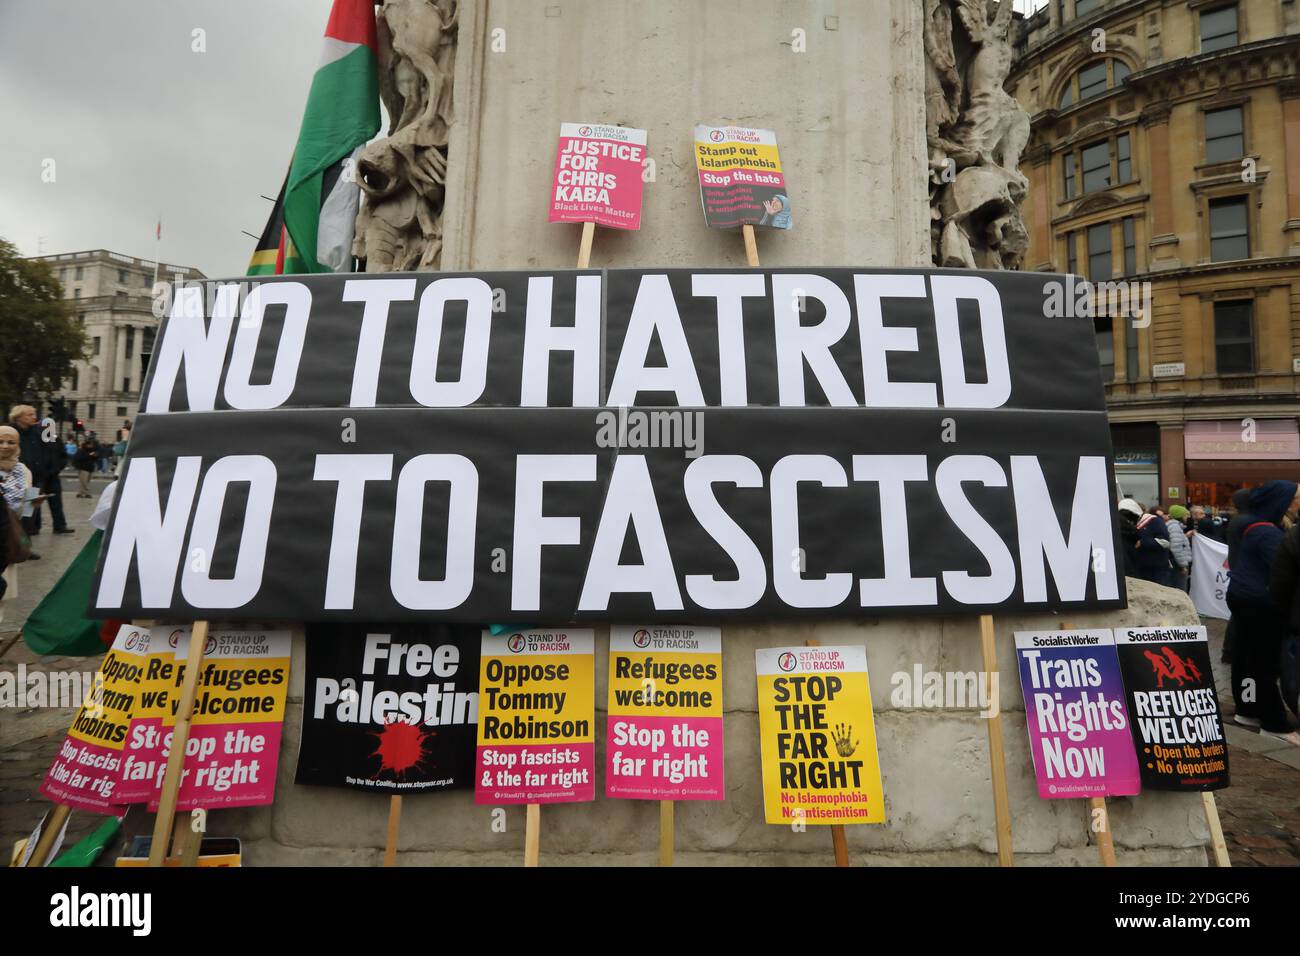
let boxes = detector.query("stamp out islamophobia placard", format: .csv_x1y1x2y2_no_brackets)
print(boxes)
156,629,292,811
40,624,147,812
1014,630,1140,799
113,626,185,804
1114,626,1228,791
295,624,480,793
694,124,791,230
606,625,723,800
755,645,885,825
549,123,647,230
475,629,595,804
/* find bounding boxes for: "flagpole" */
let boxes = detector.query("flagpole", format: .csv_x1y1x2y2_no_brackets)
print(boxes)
152,216,160,291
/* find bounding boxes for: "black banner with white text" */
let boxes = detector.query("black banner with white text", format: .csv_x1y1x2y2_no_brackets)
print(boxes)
92,268,1124,622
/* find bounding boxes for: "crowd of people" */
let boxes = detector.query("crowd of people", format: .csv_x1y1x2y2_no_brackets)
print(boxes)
1117,481,1300,746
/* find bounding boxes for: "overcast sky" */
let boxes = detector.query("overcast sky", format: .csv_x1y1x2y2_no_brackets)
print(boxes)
0,0,338,278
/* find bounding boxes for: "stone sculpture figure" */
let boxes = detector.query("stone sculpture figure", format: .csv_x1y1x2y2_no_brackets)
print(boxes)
925,0,1031,270
353,0,459,272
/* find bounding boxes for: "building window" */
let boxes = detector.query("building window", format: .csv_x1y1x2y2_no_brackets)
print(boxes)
1066,231,1078,275
1209,196,1249,261
116,406,128,417
1214,300,1253,373
118,269,129,284
122,378,131,393
1057,59,1130,109
74,288,81,298
75,266,83,280
126,327,134,359
69,401,77,417
1087,222,1112,280
1077,61,1108,101
92,336,101,356
1081,141,1111,192
89,403,96,419
1205,106,1243,163
1122,217,1137,274
1094,317,1114,382
77,313,84,324
1124,322,1139,382
71,369,79,391
1116,133,1131,183
1063,153,1076,199
1200,5,1238,53
1075,0,1101,16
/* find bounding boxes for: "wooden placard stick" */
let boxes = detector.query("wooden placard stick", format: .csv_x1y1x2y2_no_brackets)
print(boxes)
180,810,205,868
1059,621,1117,867
148,619,209,867
1090,797,1118,866
659,799,674,867
804,637,849,866
576,221,596,269
742,223,760,267
978,614,1014,866
524,803,541,867
23,804,72,867
383,795,403,867
1201,792,1230,867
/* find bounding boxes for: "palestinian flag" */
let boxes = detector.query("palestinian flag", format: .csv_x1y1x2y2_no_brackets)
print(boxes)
247,0,380,276
22,530,122,657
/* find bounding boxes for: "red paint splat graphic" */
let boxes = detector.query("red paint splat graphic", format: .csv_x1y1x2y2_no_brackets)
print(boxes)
370,718,434,779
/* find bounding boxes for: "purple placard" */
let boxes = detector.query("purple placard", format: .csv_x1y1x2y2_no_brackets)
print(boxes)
1014,629,1140,799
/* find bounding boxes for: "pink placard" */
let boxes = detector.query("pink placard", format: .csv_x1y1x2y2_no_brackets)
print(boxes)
549,123,647,230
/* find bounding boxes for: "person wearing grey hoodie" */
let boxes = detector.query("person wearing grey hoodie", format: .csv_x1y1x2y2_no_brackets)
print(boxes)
1164,505,1192,590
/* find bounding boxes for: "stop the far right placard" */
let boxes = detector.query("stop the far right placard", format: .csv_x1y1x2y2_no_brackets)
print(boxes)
755,645,885,826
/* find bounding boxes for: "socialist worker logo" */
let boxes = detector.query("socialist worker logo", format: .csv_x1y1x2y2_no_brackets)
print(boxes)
633,629,651,648
777,652,798,672
578,125,593,136
709,129,725,142
507,633,527,653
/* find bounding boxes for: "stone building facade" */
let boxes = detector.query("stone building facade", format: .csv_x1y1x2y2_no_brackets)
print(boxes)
35,249,205,440
1008,0,1300,511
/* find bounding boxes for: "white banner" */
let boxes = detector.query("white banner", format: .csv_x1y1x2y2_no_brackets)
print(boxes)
1191,534,1230,620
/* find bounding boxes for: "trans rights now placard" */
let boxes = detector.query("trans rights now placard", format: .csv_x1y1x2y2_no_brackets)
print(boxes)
1015,630,1140,799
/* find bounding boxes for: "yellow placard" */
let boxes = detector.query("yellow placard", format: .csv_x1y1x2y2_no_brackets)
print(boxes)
755,645,886,825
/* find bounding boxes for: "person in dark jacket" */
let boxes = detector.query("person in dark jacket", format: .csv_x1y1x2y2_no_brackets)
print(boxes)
72,438,96,497
10,404,71,536
1270,520,1300,719
1224,487,1256,569
1117,499,1142,577
1226,480,1300,742
1189,505,1219,540
1134,508,1175,586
